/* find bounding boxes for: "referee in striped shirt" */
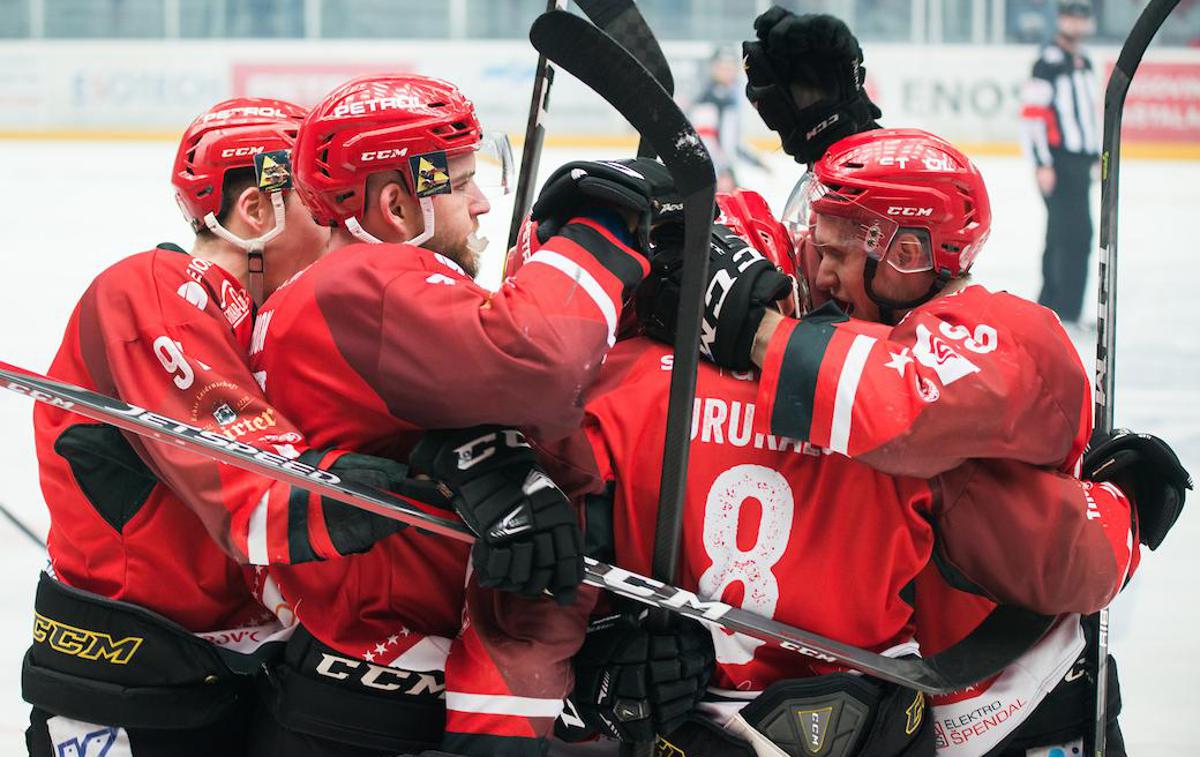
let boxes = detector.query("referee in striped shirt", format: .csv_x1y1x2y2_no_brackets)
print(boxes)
1020,0,1100,328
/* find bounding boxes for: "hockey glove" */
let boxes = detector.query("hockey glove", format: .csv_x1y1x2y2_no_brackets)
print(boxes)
410,426,584,604
530,158,682,247
319,452,450,557
639,224,792,371
743,9,882,163
567,608,715,743
1083,429,1192,550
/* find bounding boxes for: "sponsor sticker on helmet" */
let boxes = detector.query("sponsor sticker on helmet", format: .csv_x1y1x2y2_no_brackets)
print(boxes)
254,149,293,192
409,151,452,198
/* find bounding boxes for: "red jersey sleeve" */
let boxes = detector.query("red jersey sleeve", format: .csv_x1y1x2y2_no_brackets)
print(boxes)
756,287,1092,477
932,460,1137,615
314,219,648,441
78,251,356,566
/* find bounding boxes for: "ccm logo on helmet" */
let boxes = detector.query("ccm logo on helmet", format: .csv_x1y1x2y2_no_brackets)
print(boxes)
203,107,288,122
887,207,934,217
360,148,409,162
221,146,265,158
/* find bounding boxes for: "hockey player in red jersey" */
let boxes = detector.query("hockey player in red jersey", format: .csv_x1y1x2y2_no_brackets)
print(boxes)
27,98,448,757
517,190,1139,756
246,73,673,755
642,122,1189,753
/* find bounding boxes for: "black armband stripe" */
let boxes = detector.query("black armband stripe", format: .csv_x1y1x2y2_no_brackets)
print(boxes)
287,450,324,564
556,221,646,302
769,301,848,441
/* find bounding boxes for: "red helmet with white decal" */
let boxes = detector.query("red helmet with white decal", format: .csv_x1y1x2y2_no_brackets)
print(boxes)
803,128,991,278
292,73,492,245
172,97,306,232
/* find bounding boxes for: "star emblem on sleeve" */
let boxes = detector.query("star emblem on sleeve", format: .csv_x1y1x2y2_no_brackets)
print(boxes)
884,348,914,378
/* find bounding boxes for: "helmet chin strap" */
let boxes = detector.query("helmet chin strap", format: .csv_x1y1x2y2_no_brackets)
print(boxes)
203,190,287,304
344,197,436,247
862,258,950,325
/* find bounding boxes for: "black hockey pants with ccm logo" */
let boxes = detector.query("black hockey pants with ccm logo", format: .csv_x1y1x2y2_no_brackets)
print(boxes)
23,572,275,757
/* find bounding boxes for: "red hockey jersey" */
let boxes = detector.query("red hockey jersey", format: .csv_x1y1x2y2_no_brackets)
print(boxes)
541,336,1133,700
34,246,315,641
752,286,1136,754
249,219,648,743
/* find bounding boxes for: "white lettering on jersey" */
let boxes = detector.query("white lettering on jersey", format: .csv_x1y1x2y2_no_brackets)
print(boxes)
250,311,273,356
913,322,981,386
152,337,195,390
699,464,795,664
690,397,824,456
176,281,209,311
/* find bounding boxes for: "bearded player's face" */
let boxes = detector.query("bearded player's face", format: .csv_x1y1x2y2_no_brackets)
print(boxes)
429,152,491,279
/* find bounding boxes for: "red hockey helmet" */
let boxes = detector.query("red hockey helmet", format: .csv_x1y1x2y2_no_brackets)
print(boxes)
293,73,487,242
796,128,991,278
172,98,307,232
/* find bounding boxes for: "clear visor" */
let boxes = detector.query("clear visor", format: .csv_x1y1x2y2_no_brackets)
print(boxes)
799,179,934,275
474,131,515,195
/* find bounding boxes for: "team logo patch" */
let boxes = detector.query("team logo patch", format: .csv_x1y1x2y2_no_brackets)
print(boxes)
212,403,237,426
409,151,452,197
254,149,293,191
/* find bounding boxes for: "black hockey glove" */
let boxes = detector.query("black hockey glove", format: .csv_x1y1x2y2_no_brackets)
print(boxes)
1083,429,1192,550
410,426,584,604
639,224,792,371
530,158,682,247
320,452,449,557
743,8,882,164
567,608,715,743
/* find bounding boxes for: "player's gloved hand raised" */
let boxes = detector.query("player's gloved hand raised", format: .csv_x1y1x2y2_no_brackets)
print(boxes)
1083,429,1192,550
410,425,584,604
530,158,682,248
639,224,792,371
567,608,715,743
743,8,882,163
320,452,450,557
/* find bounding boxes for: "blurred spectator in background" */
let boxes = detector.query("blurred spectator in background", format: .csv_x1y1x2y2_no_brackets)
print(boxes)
1020,0,1100,330
688,45,769,192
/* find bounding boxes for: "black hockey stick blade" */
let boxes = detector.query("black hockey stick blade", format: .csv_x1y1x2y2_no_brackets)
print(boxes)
531,8,713,594
573,0,673,158
1,361,1054,694
507,0,568,252
1091,2,1179,752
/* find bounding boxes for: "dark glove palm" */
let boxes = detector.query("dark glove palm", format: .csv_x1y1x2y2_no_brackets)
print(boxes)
1083,429,1192,550
530,158,681,244
640,224,791,371
569,610,715,743
323,452,448,556
411,426,584,604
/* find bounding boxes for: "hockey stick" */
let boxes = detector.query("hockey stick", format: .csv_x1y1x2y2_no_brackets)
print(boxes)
1091,1,1178,752
529,11,683,752
506,0,568,251
1,361,1053,694
573,0,674,159
0,500,45,550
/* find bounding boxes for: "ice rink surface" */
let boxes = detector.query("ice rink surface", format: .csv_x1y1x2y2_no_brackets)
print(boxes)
0,141,1196,753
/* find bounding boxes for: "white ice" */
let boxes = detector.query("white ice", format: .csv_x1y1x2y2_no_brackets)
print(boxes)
0,142,1196,753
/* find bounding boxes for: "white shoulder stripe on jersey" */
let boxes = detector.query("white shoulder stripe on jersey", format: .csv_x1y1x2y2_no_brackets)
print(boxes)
445,692,567,718
527,249,618,347
247,490,270,565
829,335,877,455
